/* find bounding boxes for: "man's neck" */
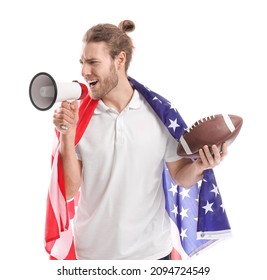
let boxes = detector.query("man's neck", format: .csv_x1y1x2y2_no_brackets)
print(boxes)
102,77,134,113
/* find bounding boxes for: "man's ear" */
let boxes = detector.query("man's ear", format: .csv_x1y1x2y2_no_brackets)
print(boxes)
116,51,127,69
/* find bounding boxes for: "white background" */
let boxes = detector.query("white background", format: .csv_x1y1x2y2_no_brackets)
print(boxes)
1,0,266,279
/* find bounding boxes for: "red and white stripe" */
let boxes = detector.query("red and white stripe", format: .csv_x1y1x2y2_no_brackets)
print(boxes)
44,96,98,260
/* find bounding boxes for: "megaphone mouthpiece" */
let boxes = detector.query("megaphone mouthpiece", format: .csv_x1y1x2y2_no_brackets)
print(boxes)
72,80,88,100
40,85,54,98
29,72,89,111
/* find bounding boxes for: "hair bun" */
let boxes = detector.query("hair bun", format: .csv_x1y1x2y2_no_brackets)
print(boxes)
118,20,135,33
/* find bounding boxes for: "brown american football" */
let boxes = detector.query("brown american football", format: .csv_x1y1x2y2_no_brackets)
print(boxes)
177,114,243,159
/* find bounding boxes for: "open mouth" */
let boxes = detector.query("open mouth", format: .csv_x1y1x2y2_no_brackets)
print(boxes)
88,80,98,89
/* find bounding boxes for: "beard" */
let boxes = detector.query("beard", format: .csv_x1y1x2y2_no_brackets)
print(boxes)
89,63,119,100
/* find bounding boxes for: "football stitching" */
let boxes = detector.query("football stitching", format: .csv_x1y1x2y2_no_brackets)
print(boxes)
186,115,216,133
177,114,242,158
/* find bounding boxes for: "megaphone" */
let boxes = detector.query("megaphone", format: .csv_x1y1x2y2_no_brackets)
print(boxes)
29,72,88,111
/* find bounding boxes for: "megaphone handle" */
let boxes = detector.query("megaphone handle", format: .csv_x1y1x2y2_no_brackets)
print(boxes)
60,124,68,130
59,100,76,130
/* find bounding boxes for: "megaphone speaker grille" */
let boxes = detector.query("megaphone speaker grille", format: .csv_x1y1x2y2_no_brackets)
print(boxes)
29,72,57,111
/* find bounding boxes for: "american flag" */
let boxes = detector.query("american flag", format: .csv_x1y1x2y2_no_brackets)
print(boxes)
44,77,231,260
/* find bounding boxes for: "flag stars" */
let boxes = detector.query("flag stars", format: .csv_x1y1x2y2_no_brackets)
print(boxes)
220,203,225,212
180,228,188,240
168,102,177,112
171,204,178,218
168,183,178,197
179,188,190,200
168,118,180,132
210,184,219,197
202,201,214,214
152,96,162,103
144,86,151,92
180,207,189,220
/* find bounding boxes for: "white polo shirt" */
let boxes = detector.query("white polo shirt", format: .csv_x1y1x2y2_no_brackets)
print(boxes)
74,90,181,260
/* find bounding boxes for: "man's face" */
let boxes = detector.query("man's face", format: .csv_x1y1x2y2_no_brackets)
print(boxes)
80,41,118,100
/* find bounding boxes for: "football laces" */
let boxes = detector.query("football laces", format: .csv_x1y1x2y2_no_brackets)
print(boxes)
186,115,216,132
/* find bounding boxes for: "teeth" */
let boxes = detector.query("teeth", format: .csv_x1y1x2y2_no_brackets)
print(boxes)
88,80,98,88
89,80,98,87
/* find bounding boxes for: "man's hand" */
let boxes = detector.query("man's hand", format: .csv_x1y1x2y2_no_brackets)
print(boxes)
53,101,79,134
196,143,228,170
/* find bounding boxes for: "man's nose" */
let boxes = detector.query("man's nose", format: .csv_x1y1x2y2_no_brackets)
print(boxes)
81,63,92,78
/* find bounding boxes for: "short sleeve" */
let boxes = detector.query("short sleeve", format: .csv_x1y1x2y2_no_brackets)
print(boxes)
164,134,183,162
75,144,82,161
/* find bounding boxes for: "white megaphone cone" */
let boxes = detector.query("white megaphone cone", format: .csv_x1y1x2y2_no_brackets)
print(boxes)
29,72,88,111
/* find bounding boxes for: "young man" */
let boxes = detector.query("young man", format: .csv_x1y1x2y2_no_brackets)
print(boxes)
53,20,227,260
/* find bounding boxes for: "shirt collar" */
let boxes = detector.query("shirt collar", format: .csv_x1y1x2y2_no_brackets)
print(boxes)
93,90,141,115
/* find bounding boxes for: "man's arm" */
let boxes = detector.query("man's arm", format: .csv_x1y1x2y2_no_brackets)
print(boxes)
53,100,82,200
167,143,227,188
60,132,83,200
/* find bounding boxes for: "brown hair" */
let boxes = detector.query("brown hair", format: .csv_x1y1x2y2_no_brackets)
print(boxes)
83,20,135,71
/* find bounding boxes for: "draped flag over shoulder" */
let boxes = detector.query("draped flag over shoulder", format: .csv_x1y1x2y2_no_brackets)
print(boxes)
45,95,98,260
45,77,231,260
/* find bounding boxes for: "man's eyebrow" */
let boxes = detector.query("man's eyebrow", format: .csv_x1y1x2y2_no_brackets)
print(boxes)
80,57,99,63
